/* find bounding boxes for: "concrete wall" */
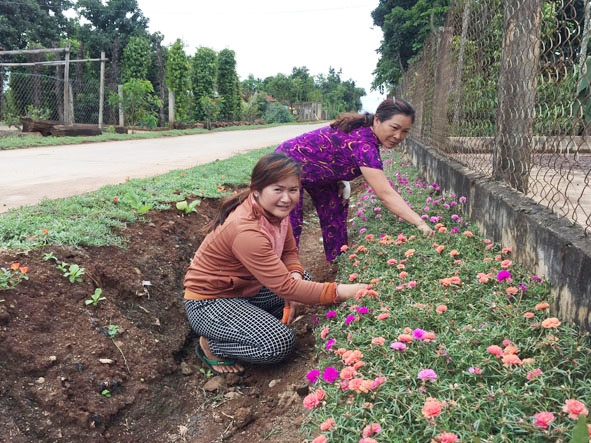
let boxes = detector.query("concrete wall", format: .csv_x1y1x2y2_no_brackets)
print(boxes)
407,139,591,330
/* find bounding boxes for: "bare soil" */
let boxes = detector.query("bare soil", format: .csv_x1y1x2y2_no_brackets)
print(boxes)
0,193,335,443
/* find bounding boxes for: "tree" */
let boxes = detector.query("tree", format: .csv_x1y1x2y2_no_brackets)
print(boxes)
121,36,152,82
109,78,162,129
371,0,450,92
165,39,191,123
74,0,150,123
0,0,73,50
191,47,217,121
217,49,241,121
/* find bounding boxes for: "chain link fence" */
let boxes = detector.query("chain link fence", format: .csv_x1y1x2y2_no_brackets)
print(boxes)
398,0,591,235
0,48,113,126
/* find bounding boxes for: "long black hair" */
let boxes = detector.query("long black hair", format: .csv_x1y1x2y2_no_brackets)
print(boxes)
205,152,301,232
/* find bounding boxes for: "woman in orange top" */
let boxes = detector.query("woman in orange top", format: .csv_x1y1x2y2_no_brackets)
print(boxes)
184,152,367,375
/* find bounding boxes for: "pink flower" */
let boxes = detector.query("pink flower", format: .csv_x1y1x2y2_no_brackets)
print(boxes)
311,435,328,443
432,432,460,443
371,336,385,346
362,423,382,437
349,273,359,281
418,369,438,382
526,368,543,380
322,366,339,383
359,438,378,443
376,312,390,321
320,417,336,431
562,399,589,420
303,392,321,409
500,259,513,268
390,342,407,351
468,367,482,375
486,345,503,357
533,411,555,429
407,280,417,288
321,326,330,340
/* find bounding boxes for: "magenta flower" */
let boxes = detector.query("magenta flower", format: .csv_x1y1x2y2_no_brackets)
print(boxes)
412,328,426,341
417,368,438,382
326,339,336,351
497,270,511,282
306,369,320,384
345,315,356,325
326,311,337,319
357,306,369,315
322,366,339,383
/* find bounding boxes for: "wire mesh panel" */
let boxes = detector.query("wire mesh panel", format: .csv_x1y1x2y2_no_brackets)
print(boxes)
399,0,591,235
0,48,106,125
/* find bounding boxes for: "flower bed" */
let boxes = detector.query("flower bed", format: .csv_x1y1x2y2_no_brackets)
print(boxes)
302,152,591,443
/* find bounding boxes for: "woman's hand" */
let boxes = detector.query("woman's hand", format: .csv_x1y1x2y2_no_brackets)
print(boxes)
335,283,369,302
416,222,435,238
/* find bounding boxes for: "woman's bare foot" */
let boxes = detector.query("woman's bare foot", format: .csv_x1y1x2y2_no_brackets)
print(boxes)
199,336,244,374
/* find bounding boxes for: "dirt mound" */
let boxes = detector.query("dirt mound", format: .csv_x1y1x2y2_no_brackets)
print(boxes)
0,195,334,443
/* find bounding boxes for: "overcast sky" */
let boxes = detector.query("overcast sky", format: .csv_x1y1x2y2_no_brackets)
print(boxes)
135,0,387,112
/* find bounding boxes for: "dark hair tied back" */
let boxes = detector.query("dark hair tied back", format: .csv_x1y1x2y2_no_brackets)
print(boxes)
331,98,415,133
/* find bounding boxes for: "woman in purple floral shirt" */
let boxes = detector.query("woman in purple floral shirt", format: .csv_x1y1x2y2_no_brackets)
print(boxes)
275,98,435,261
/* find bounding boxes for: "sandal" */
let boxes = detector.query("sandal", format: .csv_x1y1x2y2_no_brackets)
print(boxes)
195,343,244,376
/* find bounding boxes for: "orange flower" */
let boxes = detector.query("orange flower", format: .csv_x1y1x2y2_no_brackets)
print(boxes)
340,244,349,252
342,349,363,365
502,354,522,366
399,271,408,279
19,266,28,274
10,263,20,271
436,245,445,253
535,301,549,311
371,337,385,346
348,273,359,282
398,334,413,343
422,398,445,418
503,344,519,355
438,226,448,233
449,250,460,257
436,305,447,314
340,366,357,380
320,417,335,431
477,272,490,284
506,286,518,295
376,313,390,321
404,249,415,257
113,196,119,202
524,312,535,319
463,230,474,237
501,259,513,268
541,317,561,328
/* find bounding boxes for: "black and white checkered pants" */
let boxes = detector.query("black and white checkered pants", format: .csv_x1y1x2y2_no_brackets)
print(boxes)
185,272,311,365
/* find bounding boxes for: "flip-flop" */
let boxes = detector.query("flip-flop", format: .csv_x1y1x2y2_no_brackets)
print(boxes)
195,343,244,376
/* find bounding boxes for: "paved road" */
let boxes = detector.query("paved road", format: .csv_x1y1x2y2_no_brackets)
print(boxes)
0,123,325,213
